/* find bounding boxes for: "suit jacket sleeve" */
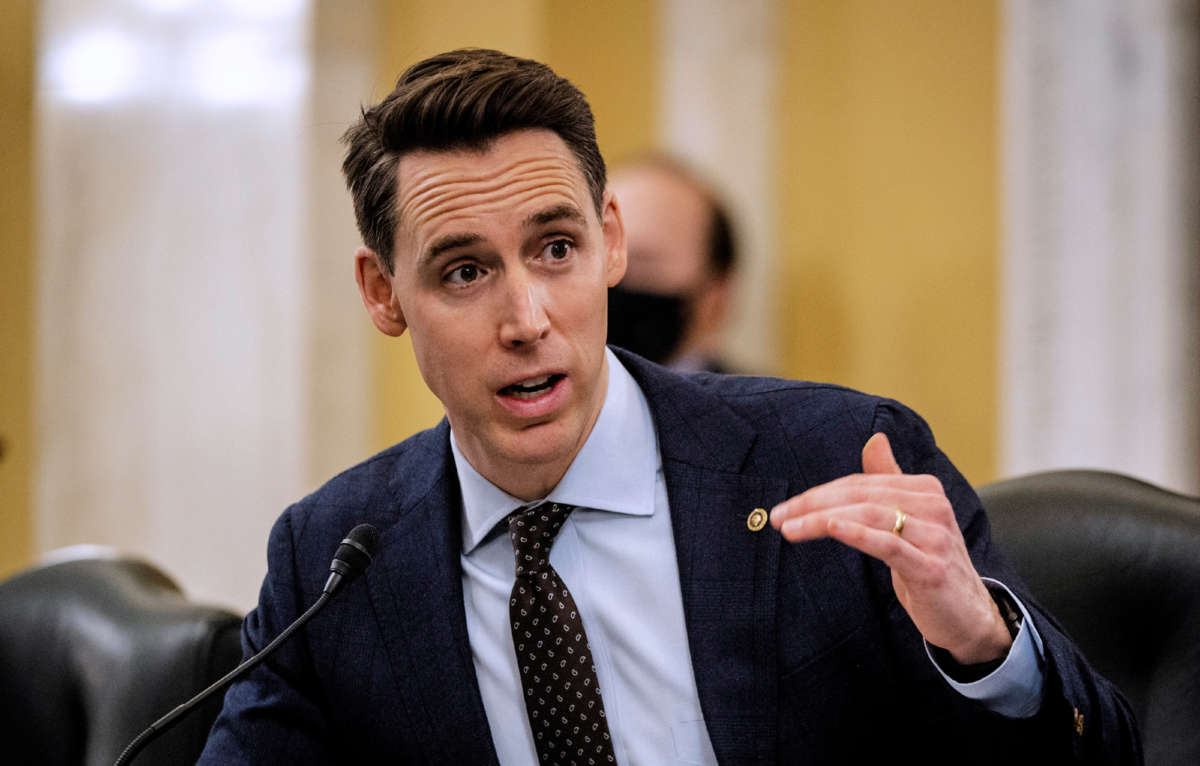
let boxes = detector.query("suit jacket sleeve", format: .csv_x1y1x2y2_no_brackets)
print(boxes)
872,399,1142,764
198,507,337,765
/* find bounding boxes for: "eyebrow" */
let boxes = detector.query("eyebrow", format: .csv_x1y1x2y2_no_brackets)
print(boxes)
524,204,587,230
419,205,588,266
423,233,483,265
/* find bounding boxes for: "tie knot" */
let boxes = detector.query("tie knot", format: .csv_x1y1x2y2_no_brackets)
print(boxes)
507,501,572,577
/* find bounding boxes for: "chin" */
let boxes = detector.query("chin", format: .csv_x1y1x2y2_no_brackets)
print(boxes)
498,422,579,466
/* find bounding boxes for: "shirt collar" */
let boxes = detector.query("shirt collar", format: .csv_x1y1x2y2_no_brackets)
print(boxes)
454,348,659,554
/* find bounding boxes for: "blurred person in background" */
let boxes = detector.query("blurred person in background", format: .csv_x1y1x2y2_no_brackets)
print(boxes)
606,157,739,373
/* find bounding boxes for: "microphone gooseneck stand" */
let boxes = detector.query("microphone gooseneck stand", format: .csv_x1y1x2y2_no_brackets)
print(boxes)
112,591,332,766
113,523,380,766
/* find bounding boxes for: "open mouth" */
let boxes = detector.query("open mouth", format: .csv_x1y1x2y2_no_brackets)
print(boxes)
499,374,565,400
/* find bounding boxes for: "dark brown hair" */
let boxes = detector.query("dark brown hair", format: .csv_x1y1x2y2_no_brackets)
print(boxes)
341,48,606,273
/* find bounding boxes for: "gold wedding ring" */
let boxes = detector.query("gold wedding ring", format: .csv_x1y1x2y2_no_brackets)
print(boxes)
891,508,907,537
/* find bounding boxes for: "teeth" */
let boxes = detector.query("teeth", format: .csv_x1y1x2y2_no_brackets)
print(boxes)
509,389,544,400
503,374,558,399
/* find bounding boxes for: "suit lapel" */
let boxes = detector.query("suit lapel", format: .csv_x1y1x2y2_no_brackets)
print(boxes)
618,350,791,766
363,424,499,764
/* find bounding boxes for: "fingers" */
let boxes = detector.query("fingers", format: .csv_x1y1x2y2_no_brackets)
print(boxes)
861,432,901,475
777,504,936,575
781,505,963,590
778,503,931,545
823,517,934,575
768,461,957,573
769,474,946,527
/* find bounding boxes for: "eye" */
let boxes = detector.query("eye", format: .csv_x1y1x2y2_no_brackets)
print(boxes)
444,262,484,286
545,239,573,261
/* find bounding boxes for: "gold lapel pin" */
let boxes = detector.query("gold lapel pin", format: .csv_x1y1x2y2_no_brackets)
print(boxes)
747,507,768,532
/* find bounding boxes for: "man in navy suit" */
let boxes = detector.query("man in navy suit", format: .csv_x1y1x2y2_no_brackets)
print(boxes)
200,49,1139,764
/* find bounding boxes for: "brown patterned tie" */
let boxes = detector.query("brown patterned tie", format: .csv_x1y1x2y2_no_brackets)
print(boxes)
508,501,617,766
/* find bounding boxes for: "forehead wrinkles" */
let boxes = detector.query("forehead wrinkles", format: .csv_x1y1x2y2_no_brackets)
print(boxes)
398,154,585,242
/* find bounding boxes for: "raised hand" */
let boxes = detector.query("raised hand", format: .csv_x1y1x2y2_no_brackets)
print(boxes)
769,432,1011,664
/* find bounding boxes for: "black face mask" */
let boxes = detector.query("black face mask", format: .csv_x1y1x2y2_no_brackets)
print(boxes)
606,286,692,364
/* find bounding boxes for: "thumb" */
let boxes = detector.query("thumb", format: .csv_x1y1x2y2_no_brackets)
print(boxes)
862,432,903,475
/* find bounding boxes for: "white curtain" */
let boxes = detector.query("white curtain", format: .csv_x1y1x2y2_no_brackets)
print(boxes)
660,0,780,373
35,0,372,610
1002,0,1200,494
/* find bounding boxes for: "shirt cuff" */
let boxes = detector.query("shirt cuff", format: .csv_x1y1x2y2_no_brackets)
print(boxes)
924,578,1046,718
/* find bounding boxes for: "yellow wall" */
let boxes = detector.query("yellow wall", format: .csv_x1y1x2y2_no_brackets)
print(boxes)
778,0,998,483
367,0,658,451
0,0,35,576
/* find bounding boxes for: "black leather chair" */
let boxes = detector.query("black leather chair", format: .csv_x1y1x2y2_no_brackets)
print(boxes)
0,550,244,766
979,469,1200,766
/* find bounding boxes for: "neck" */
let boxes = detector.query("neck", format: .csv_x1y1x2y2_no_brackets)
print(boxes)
498,464,570,503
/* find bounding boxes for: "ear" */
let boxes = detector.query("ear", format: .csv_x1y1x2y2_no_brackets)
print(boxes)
354,246,407,337
600,190,627,287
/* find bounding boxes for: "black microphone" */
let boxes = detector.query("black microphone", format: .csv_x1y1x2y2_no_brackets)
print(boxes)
113,523,381,766
323,523,379,595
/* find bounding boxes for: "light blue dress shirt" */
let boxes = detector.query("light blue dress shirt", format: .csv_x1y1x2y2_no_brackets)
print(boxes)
454,349,1044,765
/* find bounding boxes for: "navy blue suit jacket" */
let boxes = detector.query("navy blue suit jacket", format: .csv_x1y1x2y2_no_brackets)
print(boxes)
200,349,1140,764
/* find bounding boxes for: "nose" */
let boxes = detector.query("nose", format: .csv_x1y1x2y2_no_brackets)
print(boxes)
498,276,550,348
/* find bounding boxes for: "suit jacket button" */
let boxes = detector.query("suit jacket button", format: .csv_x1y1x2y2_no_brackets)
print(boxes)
747,508,768,531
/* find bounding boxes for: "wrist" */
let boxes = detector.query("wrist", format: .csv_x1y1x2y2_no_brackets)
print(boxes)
948,585,1023,665
951,615,1013,665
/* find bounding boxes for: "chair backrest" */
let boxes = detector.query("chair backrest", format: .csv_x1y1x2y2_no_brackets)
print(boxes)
0,555,243,766
978,469,1200,766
